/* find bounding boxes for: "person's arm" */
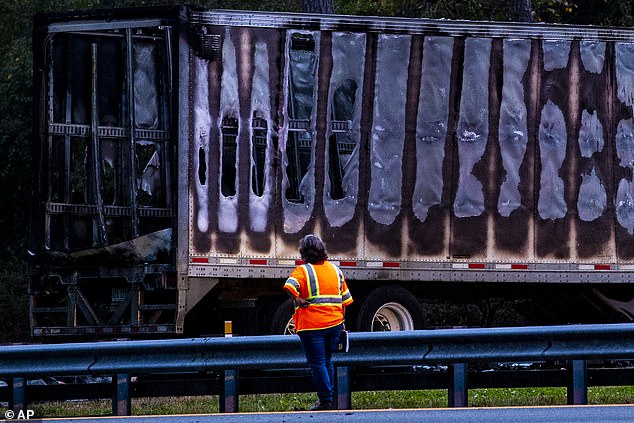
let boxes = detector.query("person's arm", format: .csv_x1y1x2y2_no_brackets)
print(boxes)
284,287,309,308
284,268,309,308
295,296,309,308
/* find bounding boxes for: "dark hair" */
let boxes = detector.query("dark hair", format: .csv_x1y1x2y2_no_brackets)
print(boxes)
299,234,328,264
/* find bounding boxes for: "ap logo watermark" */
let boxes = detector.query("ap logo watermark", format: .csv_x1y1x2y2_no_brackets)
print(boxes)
4,409,35,420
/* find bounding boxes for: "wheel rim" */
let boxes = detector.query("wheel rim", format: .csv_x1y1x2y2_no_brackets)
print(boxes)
371,302,415,331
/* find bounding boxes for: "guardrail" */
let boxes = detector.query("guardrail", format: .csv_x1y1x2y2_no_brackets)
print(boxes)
2,323,634,416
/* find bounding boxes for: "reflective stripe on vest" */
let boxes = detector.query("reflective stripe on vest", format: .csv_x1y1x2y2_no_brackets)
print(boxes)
304,263,342,305
285,277,301,293
305,264,319,298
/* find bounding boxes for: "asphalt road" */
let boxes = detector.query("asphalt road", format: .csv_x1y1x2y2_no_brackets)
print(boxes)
30,405,634,422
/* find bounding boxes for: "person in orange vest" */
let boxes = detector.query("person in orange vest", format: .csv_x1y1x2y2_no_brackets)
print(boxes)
284,234,354,411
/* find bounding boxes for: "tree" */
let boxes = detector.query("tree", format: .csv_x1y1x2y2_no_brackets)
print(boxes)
511,0,532,21
302,0,334,13
561,0,634,26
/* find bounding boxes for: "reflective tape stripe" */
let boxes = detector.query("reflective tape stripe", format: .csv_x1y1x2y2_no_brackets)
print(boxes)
579,264,612,271
302,262,348,307
453,263,486,269
366,261,401,267
305,264,319,297
308,296,343,304
191,257,209,263
334,264,345,293
511,264,528,270
219,258,238,264
495,264,528,270
285,277,301,292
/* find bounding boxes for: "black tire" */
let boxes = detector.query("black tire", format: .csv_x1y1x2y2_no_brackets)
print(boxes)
257,297,281,334
355,285,424,332
268,298,296,334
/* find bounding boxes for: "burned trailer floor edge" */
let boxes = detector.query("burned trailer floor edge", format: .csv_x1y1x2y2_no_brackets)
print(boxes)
29,230,177,338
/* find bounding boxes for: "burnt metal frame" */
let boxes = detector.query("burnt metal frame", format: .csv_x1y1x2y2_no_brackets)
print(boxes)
43,24,174,250
32,16,178,337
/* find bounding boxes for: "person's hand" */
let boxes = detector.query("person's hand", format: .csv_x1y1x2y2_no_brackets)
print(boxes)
295,297,309,308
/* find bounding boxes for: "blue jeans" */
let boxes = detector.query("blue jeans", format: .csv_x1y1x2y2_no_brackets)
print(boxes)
298,323,343,403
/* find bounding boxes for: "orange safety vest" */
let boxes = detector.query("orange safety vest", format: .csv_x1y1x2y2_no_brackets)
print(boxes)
284,261,353,332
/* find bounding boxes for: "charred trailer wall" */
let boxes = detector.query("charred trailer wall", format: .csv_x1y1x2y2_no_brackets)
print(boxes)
186,12,634,267
182,13,634,332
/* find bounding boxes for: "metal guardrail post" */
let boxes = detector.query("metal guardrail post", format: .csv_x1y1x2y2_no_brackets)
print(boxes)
220,369,239,413
9,377,26,412
336,366,351,409
449,363,468,407
568,359,588,405
112,373,131,416
219,321,239,413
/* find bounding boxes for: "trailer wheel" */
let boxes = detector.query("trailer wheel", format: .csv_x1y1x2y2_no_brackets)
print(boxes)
356,286,424,332
269,298,296,335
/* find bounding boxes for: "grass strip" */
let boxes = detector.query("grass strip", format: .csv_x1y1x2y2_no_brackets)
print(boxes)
26,386,634,417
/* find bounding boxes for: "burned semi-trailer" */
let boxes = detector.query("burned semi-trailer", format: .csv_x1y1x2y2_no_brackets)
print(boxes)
29,6,634,338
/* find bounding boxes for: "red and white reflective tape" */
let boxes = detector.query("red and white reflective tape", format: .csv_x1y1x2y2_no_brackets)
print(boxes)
366,261,401,268
192,257,615,271
452,263,486,269
578,264,611,271
495,264,528,270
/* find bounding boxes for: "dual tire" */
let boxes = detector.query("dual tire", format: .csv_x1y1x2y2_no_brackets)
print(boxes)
355,285,424,332
267,285,424,334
